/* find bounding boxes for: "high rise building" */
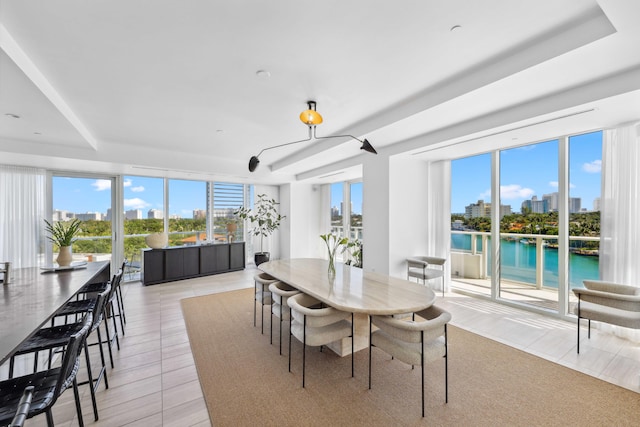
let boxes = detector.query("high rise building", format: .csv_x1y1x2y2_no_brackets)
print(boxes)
148,209,163,219
76,212,102,221
125,209,142,220
569,197,582,213
593,197,601,211
542,192,559,212
193,209,206,220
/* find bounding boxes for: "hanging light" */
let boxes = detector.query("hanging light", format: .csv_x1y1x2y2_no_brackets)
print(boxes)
299,101,323,125
248,101,377,172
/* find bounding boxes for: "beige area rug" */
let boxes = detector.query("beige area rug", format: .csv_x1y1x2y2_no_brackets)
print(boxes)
181,289,640,426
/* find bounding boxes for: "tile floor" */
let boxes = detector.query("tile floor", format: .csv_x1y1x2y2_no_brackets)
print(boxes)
4,267,639,426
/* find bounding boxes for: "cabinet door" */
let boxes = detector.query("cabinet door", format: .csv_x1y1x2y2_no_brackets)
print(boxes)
165,250,184,280
144,250,165,285
230,243,245,270
214,245,230,272
200,245,218,274
183,247,200,277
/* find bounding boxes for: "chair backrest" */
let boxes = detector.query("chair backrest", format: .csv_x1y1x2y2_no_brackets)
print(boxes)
288,293,350,327
54,313,92,398
91,280,113,328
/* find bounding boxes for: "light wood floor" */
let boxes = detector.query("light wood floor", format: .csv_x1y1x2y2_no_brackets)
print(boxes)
5,267,639,426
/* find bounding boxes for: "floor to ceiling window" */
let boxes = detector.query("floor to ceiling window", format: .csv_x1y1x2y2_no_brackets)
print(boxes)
168,179,207,245
450,153,492,296
51,175,114,264
499,139,559,311
567,131,602,314
329,180,363,265
450,129,604,318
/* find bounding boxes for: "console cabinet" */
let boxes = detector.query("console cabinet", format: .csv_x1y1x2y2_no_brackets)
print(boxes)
143,242,245,286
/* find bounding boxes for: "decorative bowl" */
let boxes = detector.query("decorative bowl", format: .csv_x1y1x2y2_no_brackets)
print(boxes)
145,232,168,249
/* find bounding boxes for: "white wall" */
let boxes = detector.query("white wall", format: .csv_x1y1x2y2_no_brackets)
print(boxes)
389,156,430,278
279,182,325,259
362,155,391,274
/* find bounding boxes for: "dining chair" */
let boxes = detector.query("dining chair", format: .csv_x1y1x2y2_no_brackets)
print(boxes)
407,256,447,297
0,313,92,427
369,305,451,417
268,281,300,354
254,272,277,334
288,293,354,388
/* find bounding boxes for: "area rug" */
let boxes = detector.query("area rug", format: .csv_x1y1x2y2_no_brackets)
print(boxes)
181,288,640,426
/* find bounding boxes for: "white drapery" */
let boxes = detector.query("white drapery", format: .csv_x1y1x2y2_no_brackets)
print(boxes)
600,122,640,341
0,165,47,268
425,160,452,291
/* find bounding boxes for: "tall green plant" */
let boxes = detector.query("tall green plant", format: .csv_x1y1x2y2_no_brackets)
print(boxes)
44,218,82,247
235,194,285,253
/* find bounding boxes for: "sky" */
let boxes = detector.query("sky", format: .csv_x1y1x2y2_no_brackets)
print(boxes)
53,131,601,218
451,131,602,214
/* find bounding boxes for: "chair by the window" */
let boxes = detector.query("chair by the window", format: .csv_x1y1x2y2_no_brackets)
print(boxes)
369,305,450,417
407,256,446,297
288,293,354,388
573,280,640,353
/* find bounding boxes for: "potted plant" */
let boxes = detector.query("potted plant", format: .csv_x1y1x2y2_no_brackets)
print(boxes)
235,194,285,265
320,233,349,275
44,218,82,266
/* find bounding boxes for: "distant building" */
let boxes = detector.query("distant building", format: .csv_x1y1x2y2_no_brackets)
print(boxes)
542,192,559,212
522,196,548,213
148,209,163,219
193,209,206,220
76,212,102,221
569,197,581,213
105,208,112,221
464,200,511,219
593,197,601,211
331,206,340,218
169,214,181,219
125,209,142,220
52,210,74,221
452,220,465,230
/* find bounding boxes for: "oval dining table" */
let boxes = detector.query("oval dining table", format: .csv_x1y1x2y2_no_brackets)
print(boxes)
259,258,437,355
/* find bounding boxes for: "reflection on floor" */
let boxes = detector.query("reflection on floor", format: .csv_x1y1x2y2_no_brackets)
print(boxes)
2,267,638,426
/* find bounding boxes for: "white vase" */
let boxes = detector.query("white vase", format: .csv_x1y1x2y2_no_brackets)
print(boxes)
145,232,168,249
57,246,73,266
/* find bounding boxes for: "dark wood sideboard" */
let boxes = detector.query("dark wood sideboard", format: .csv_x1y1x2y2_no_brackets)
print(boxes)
142,242,245,286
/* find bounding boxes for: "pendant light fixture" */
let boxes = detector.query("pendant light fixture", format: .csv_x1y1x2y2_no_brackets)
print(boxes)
248,101,377,172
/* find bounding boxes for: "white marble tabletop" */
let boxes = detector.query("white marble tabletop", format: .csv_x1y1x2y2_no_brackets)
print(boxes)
259,258,436,315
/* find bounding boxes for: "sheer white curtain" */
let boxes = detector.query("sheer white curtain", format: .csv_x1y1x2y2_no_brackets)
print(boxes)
425,160,452,291
600,122,640,341
0,165,47,268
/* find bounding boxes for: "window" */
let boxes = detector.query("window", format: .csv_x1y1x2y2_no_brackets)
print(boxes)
52,175,113,264
168,179,207,245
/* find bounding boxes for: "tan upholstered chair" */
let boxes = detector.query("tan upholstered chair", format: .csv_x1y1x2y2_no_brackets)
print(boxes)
369,305,451,417
287,293,353,388
254,272,277,334
573,280,640,353
407,256,446,297
269,281,300,354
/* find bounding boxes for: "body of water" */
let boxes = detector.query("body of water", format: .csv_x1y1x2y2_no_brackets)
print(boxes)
451,234,599,289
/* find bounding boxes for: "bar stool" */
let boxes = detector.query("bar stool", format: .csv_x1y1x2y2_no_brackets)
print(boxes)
254,272,277,334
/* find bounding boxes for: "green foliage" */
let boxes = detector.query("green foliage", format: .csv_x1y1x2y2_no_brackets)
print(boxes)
235,194,285,252
344,239,362,268
44,218,81,247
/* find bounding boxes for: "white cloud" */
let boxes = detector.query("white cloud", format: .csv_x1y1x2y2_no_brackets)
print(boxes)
92,179,111,191
131,186,145,192
479,189,491,200
124,198,150,210
500,184,535,199
583,160,601,173
123,179,132,188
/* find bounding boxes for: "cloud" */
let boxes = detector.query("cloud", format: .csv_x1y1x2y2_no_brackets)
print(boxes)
479,189,491,200
131,186,145,192
582,160,601,173
123,179,132,188
92,179,111,191
124,198,150,210
500,184,535,199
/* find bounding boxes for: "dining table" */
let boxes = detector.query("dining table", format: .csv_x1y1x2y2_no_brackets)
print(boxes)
259,258,437,355
0,261,111,365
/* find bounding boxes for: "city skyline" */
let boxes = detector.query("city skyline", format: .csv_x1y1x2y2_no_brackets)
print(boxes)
451,131,602,214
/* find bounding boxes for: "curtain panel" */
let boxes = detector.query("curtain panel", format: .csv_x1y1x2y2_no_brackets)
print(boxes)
0,165,47,268
426,160,452,291
600,122,640,341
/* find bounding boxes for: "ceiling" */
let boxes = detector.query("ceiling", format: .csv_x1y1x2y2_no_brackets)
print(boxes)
1,0,639,185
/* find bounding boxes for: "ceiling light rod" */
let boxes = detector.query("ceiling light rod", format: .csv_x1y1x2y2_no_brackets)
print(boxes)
248,101,377,172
